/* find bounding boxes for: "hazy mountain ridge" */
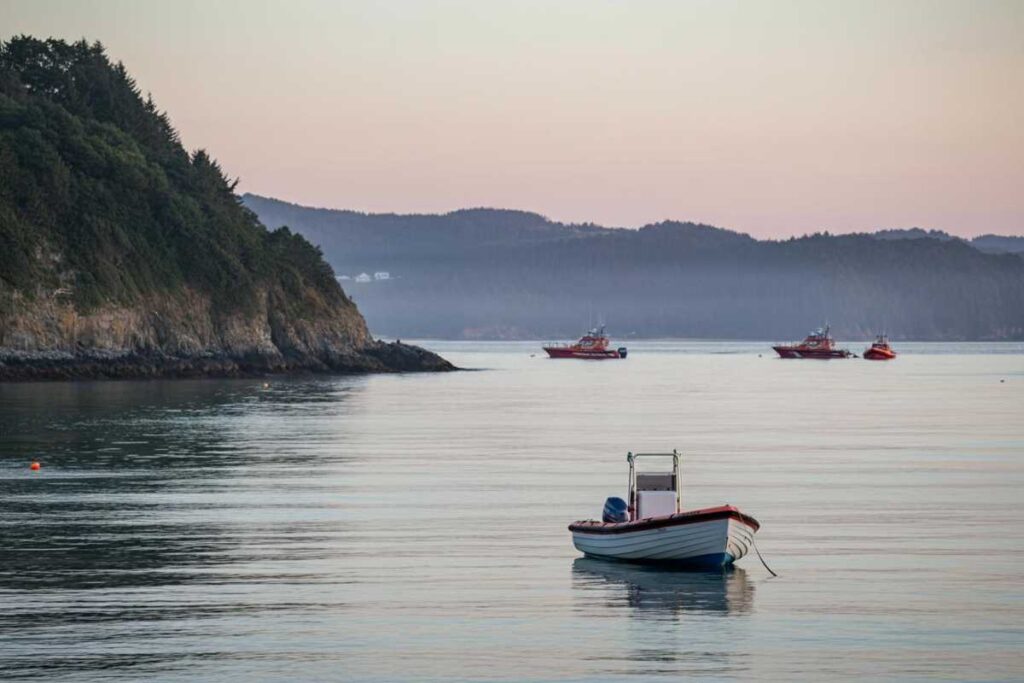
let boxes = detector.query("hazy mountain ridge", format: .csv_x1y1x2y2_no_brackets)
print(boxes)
872,228,1024,254
971,234,1024,254
0,37,451,379
244,194,1024,341
241,194,617,263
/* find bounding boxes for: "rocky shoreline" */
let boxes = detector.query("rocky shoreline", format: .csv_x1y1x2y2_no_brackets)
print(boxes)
0,340,455,381
0,283,455,382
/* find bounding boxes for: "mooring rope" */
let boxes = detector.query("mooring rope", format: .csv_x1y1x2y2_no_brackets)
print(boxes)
751,537,778,577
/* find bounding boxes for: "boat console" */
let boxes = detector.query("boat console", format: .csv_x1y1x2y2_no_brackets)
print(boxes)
629,452,681,520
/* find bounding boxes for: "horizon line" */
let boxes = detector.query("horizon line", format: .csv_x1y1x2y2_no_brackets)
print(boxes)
242,192,1024,241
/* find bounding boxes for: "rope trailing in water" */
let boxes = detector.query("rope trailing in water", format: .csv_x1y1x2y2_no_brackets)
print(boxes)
751,537,778,577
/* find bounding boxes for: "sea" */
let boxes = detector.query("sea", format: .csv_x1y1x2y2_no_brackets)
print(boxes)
1,341,1022,682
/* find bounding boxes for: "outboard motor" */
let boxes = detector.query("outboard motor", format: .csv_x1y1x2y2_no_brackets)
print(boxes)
617,347,628,358
602,496,629,523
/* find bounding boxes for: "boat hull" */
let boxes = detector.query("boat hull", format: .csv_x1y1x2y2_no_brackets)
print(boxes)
544,347,624,359
773,346,852,359
569,505,759,568
863,348,896,360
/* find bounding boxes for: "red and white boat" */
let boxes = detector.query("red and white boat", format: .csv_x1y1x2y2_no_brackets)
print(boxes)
772,324,853,359
543,325,627,359
569,452,760,569
863,334,897,360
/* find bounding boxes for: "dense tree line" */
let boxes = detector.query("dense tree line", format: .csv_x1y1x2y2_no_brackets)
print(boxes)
0,36,345,319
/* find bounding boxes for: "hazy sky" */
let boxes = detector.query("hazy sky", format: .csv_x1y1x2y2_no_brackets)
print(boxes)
3,0,1022,237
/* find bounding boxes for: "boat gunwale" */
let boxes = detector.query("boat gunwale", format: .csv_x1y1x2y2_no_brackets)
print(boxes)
771,345,852,358
569,504,760,535
543,347,624,359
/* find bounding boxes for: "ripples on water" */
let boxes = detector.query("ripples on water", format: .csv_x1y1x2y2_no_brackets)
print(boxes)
1,342,1022,681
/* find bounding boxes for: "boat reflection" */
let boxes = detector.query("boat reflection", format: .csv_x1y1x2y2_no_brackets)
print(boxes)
572,557,755,618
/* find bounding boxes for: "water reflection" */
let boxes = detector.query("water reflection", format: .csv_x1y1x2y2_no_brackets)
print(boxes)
0,378,367,679
0,377,369,471
572,557,755,618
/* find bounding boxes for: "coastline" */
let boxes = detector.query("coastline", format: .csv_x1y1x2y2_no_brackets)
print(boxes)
0,340,455,382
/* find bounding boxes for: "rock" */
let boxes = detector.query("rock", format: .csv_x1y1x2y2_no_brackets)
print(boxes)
0,288,455,381
360,341,457,373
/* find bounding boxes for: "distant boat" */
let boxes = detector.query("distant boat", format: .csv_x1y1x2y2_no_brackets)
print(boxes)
569,451,760,569
863,334,897,360
772,324,853,359
543,325,627,359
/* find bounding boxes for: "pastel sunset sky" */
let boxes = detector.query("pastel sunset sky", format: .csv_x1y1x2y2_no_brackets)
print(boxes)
3,0,1022,237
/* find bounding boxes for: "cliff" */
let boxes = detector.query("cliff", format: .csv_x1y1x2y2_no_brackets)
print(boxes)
0,37,452,379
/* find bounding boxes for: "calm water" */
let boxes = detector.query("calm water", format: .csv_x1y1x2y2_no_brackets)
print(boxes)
1,341,1023,681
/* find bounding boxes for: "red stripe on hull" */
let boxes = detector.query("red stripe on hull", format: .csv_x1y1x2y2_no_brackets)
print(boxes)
569,504,760,534
544,348,622,359
773,346,852,359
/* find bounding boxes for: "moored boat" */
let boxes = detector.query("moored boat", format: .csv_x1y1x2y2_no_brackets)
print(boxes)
569,451,760,569
543,325,627,359
772,324,853,359
863,334,897,360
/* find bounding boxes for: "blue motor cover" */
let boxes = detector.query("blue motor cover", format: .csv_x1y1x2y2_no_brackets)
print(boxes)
602,496,629,523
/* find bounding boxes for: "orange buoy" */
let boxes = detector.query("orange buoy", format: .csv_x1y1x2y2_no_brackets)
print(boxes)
30,461,41,471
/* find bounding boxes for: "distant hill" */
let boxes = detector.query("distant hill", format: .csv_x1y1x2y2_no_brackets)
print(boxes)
242,195,616,262
873,228,957,242
0,37,451,379
971,234,1024,254
873,228,1024,254
243,195,1024,341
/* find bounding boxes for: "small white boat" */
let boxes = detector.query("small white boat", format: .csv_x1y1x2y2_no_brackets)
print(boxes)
569,451,760,569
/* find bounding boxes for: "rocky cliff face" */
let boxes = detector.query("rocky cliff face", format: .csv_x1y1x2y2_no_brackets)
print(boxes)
0,282,453,380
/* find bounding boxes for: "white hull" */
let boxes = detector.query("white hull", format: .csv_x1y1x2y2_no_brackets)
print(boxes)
571,515,756,568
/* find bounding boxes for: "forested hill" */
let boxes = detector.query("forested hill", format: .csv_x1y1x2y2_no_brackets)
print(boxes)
244,194,1024,341
0,37,450,379
874,228,1024,254
242,194,616,262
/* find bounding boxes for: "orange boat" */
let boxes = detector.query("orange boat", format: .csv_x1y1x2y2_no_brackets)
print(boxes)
863,334,897,360
543,325,627,359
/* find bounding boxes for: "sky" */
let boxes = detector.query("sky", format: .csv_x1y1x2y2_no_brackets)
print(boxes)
2,0,1022,238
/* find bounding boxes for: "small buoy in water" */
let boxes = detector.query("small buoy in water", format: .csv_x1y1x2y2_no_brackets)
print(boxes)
262,382,270,389
30,461,40,471
1001,379,1005,383
758,354,762,358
